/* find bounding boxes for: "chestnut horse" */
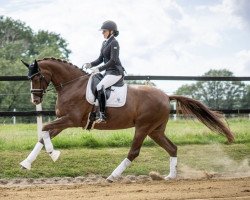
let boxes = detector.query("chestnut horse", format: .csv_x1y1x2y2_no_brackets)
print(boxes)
20,58,234,182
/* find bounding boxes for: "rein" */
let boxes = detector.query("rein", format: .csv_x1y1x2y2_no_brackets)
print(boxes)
46,74,90,92
30,72,90,98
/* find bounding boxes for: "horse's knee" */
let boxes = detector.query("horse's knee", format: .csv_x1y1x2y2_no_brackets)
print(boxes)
127,149,140,161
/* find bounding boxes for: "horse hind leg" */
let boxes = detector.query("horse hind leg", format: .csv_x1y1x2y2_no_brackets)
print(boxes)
149,130,178,180
107,128,148,182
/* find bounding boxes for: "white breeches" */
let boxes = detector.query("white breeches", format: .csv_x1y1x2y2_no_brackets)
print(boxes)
96,75,122,91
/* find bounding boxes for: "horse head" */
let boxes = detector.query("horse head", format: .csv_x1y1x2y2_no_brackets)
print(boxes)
21,59,51,105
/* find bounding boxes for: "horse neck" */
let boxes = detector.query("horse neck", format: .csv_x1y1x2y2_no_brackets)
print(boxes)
40,60,87,87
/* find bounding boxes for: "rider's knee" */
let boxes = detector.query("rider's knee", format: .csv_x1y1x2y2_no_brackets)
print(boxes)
96,84,102,91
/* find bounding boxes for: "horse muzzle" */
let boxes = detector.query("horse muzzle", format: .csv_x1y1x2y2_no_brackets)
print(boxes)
31,89,44,105
31,95,42,105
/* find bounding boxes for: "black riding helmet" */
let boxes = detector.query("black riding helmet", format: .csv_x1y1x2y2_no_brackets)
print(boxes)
100,20,119,37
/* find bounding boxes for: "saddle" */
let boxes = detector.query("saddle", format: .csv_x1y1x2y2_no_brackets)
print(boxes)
91,73,124,100
85,73,128,130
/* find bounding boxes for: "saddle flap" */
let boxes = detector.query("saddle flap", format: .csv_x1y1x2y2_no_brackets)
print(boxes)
86,74,127,108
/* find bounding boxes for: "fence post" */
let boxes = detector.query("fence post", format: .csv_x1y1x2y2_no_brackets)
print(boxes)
173,101,177,120
36,104,43,141
13,108,16,124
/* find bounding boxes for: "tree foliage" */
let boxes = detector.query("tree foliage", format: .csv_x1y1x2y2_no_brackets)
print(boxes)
0,16,71,122
125,74,156,86
241,85,250,109
175,69,249,109
125,80,156,86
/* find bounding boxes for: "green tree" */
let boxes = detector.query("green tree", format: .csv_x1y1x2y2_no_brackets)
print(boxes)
175,69,247,109
31,30,71,59
0,16,71,122
125,74,156,86
241,85,250,109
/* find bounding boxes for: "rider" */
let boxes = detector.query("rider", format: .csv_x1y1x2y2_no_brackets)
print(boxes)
83,20,125,123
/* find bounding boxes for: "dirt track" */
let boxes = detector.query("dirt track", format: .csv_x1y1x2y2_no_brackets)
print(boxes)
1,176,250,200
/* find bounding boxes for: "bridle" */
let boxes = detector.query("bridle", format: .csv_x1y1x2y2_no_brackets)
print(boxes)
29,72,50,98
30,71,90,98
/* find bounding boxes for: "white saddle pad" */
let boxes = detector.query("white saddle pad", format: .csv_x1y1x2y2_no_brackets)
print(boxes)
86,74,127,107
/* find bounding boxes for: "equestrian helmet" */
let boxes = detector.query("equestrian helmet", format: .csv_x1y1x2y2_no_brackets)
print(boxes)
100,20,118,31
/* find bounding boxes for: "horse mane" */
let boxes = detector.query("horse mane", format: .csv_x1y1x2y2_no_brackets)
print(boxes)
37,57,88,74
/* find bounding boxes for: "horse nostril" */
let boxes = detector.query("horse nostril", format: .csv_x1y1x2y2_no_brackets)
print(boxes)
33,99,39,104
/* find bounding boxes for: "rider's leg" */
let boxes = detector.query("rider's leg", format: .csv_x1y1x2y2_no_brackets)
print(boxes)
96,75,122,90
96,75,122,122
96,86,106,122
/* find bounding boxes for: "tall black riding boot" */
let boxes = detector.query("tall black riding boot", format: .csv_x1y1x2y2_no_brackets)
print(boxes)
96,87,106,123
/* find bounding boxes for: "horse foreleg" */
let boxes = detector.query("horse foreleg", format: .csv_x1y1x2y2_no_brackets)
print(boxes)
39,116,74,162
107,129,147,182
20,128,63,170
20,142,43,170
40,130,61,162
42,115,74,131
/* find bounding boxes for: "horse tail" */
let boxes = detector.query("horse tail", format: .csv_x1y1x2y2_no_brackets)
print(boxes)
169,95,234,143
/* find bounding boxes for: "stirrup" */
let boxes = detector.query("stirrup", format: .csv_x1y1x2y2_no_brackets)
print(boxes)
96,112,106,123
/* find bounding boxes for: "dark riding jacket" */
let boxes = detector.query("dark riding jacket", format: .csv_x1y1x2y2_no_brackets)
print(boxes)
91,36,124,76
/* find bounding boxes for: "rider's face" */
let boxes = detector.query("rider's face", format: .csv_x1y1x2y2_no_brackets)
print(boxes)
102,29,111,39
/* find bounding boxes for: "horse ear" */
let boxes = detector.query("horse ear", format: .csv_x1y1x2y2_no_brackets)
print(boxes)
21,60,30,68
34,60,39,70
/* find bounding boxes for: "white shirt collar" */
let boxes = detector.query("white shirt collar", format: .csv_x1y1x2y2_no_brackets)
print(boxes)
104,35,113,42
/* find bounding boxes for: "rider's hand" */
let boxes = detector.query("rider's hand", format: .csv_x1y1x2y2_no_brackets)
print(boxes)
82,63,92,69
92,67,100,74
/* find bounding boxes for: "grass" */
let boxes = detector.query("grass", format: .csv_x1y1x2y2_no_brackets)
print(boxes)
0,118,249,150
0,118,249,179
0,144,249,179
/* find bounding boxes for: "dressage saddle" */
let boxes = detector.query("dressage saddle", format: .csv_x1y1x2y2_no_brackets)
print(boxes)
91,73,124,100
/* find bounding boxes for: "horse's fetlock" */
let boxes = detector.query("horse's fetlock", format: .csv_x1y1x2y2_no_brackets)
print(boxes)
128,150,140,161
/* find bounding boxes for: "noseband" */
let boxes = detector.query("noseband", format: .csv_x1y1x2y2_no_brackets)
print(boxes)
29,72,50,98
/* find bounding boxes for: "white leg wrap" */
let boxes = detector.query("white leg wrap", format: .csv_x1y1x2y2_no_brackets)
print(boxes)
26,142,43,162
107,158,131,182
42,131,53,153
49,150,61,162
20,142,43,170
42,131,61,162
165,157,177,180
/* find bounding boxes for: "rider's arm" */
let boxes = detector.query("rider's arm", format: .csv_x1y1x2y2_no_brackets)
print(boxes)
99,40,119,71
90,42,105,67
90,51,103,67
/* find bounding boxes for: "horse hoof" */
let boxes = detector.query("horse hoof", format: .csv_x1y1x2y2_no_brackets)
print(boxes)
164,174,176,180
20,159,31,170
50,150,61,162
106,175,115,183
106,179,113,183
